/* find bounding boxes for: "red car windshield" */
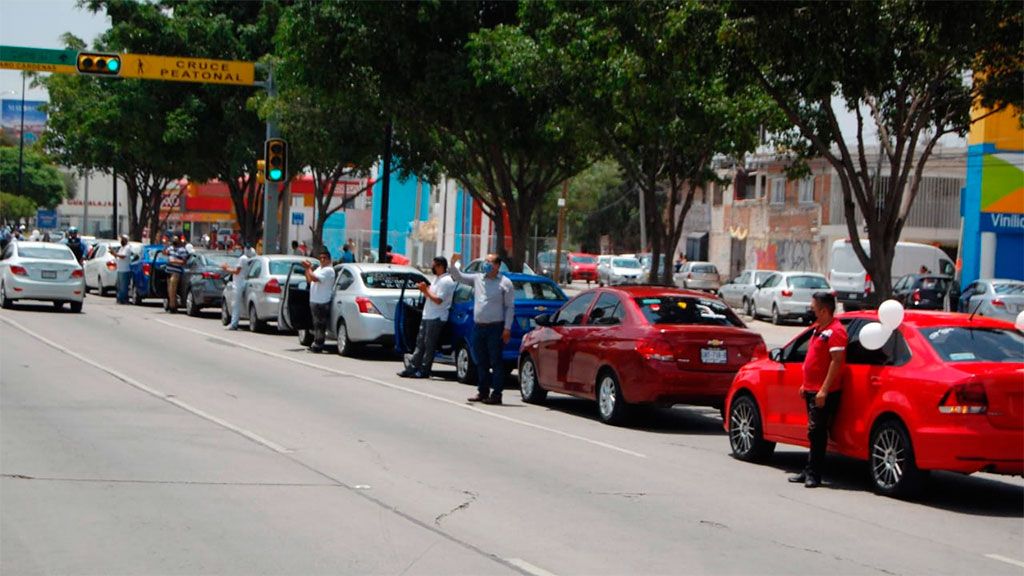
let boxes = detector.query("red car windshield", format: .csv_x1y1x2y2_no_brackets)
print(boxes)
633,296,744,327
920,326,1024,363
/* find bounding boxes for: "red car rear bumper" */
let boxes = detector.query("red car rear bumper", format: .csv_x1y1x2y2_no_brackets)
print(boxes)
623,363,735,408
572,268,597,281
914,421,1024,475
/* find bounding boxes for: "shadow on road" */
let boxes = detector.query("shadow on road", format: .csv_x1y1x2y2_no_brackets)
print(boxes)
537,395,727,434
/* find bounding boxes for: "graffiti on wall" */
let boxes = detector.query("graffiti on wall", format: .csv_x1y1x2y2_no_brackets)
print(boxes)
754,239,813,271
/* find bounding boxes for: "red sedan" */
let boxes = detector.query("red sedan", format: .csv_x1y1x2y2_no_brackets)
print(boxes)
519,286,766,425
567,253,598,282
725,311,1024,497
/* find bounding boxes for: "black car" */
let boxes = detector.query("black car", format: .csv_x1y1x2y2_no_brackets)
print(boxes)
891,273,952,310
536,250,572,285
166,250,236,316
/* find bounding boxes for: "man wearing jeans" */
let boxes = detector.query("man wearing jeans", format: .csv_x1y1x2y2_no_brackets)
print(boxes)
113,234,132,304
399,256,456,379
221,244,254,330
449,252,515,405
301,248,336,353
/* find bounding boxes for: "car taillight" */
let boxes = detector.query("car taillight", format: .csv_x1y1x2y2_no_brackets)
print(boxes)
687,272,693,280
864,273,872,294
781,289,793,297
71,269,84,278
106,261,116,271
143,263,151,276
991,298,1005,308
9,265,26,276
264,278,282,294
750,340,768,361
202,271,222,279
912,289,922,303
938,383,988,414
356,297,381,315
637,339,674,362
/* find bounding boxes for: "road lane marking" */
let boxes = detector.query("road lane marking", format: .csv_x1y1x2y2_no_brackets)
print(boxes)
153,318,647,459
507,558,559,576
1,316,292,454
986,554,1024,569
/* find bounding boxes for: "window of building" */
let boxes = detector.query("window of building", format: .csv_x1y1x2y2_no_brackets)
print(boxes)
798,177,815,203
770,179,786,205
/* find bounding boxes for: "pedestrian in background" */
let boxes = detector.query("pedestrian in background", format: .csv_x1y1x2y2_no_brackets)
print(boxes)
164,236,189,313
66,227,85,264
449,252,515,405
221,243,254,330
301,247,336,353
291,240,301,255
113,234,132,304
341,243,356,263
399,256,456,379
789,291,847,488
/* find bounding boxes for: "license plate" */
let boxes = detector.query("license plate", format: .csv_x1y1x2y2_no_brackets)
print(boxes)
700,347,728,364
41,270,57,279
844,292,860,300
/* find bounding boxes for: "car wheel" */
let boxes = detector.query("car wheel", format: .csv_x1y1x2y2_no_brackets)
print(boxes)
336,319,355,356
519,355,547,404
728,394,776,462
744,297,754,317
596,369,629,426
0,281,11,309
455,342,477,384
870,418,926,498
248,304,265,332
771,304,782,325
220,301,231,326
297,328,313,347
70,301,83,313
186,290,200,317
131,281,142,306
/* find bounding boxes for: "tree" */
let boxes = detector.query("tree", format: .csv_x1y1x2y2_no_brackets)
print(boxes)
724,0,1024,302
0,191,37,223
0,146,67,208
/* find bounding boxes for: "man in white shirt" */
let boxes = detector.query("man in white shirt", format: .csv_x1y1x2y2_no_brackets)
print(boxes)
301,247,336,353
112,235,133,304
399,256,456,379
221,244,255,330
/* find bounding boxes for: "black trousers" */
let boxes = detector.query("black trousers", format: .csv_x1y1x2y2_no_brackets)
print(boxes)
803,390,842,479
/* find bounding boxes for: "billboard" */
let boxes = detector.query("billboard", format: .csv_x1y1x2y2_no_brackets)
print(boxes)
1,99,47,144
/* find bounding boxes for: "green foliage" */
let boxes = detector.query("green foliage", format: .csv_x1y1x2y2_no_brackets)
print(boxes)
0,146,66,208
0,191,37,222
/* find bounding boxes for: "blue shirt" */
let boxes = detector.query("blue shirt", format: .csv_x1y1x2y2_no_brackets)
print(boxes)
449,263,515,329
165,246,188,274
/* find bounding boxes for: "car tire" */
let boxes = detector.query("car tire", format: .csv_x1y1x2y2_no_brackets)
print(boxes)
248,303,265,333
596,369,629,426
53,301,64,311
131,281,143,306
186,290,200,317
519,354,547,404
771,304,782,325
455,342,477,384
221,301,231,326
70,301,83,313
744,298,754,317
0,281,11,309
98,276,110,297
728,394,776,462
869,418,926,498
297,328,314,347
336,319,356,357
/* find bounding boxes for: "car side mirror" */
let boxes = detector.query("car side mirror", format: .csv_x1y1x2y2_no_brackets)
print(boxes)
534,313,552,327
769,348,783,363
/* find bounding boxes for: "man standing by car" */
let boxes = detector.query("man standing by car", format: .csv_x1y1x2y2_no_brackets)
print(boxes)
163,237,189,313
66,226,85,264
790,291,847,488
449,252,515,405
221,244,254,330
301,247,336,353
112,234,132,304
399,256,456,379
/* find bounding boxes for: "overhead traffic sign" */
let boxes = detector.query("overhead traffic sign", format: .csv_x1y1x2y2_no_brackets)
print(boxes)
0,45,77,74
120,54,255,86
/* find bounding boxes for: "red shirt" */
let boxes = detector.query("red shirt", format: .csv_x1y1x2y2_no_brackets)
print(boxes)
802,319,847,393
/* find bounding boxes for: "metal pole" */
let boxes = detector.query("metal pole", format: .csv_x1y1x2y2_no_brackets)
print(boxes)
112,169,118,236
16,74,26,198
82,171,89,232
554,180,568,283
638,185,647,253
262,66,280,254
377,120,393,263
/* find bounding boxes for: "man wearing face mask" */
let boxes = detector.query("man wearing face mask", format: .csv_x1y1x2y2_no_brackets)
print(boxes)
399,256,456,379
221,243,256,330
449,252,515,405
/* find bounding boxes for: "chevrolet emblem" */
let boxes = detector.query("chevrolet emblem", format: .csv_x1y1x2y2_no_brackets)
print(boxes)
707,339,724,347
536,306,547,311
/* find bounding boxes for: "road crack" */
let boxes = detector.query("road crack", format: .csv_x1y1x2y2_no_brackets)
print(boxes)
434,490,478,525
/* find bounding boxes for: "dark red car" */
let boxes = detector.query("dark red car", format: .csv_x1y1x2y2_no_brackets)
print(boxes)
567,253,598,283
725,311,1024,497
519,286,765,425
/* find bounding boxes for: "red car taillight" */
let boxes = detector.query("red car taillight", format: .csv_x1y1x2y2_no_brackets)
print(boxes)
991,298,1005,308
637,339,674,362
106,261,116,271
264,278,282,294
9,265,27,276
912,289,922,303
71,269,84,278
750,340,768,361
356,297,381,315
143,263,151,276
687,272,693,280
938,383,988,415
202,271,222,279
864,273,872,294
781,289,793,297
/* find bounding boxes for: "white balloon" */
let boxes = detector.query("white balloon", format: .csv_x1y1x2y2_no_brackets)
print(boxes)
878,299,905,330
1016,310,1024,331
859,322,892,351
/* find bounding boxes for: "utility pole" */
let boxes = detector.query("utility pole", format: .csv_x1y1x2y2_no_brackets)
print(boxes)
638,186,647,253
554,180,568,283
112,169,118,236
377,120,393,263
16,74,26,199
261,66,281,254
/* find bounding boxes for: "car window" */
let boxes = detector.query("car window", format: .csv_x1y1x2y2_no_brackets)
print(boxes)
1,244,12,260
754,271,773,284
201,253,235,267
993,282,1024,295
788,275,830,290
920,327,1024,363
587,293,623,325
845,319,911,366
247,261,262,279
918,277,949,292
336,268,355,291
693,264,717,274
893,277,907,291
17,246,76,261
572,256,596,264
762,274,780,288
513,280,566,301
737,271,750,284
554,293,596,326
453,283,472,303
612,258,641,268
940,260,955,277
782,329,814,364
362,272,427,289
633,296,744,327
270,260,308,275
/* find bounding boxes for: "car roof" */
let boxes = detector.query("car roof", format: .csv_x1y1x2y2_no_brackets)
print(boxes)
839,310,1016,329
980,278,1023,284
777,271,826,277
505,272,556,282
343,263,424,273
15,241,69,248
258,254,316,260
597,285,718,299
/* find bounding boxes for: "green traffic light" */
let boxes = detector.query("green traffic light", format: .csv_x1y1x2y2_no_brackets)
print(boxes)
269,169,283,180
107,58,120,72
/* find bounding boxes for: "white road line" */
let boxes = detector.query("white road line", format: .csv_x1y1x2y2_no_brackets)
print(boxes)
985,554,1024,569
506,558,559,576
1,316,292,455
153,318,648,459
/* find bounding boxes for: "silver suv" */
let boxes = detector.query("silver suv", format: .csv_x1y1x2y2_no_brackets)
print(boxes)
675,261,721,293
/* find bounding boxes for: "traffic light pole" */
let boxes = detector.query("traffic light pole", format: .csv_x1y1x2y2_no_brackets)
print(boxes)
261,66,281,254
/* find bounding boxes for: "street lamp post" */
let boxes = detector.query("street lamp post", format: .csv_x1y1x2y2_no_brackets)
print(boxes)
17,73,26,198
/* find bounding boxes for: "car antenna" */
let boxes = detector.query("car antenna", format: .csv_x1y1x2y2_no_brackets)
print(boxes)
967,299,984,322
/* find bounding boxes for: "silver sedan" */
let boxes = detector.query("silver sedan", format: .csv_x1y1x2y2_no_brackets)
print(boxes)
0,241,86,312
223,254,316,332
959,278,1024,322
751,271,831,325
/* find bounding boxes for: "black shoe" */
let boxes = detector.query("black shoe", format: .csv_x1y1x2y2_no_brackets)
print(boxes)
410,371,428,379
788,472,807,484
804,476,821,488
309,345,323,353
397,369,416,378
482,395,503,405
467,393,488,402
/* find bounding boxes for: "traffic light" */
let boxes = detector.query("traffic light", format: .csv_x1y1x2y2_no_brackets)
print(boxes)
256,159,266,184
76,52,122,76
264,138,287,183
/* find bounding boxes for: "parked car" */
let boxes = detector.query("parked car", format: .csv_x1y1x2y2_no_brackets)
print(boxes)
597,255,644,286
725,311,1024,497
519,286,765,425
166,250,236,316
396,272,568,382
675,261,722,293
535,251,571,284
223,254,316,332
129,244,169,305
751,271,831,325
83,239,141,296
829,239,955,310
957,278,1024,322
718,269,776,315
567,253,598,283
0,241,85,312
891,274,952,311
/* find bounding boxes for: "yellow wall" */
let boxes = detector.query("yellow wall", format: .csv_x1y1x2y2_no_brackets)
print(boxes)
969,105,1024,151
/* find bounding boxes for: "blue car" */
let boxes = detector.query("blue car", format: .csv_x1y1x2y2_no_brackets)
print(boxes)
396,272,568,382
129,244,169,305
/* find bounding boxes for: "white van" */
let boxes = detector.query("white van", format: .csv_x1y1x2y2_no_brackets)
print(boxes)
829,239,955,310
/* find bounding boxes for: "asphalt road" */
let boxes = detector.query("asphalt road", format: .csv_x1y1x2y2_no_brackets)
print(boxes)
2,293,1022,575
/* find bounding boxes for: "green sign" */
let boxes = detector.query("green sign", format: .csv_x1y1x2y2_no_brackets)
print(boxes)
0,45,78,74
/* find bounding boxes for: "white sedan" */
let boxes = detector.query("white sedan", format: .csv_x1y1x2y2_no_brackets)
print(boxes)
0,241,86,312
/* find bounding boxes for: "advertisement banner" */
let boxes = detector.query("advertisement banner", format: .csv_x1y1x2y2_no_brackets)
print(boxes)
1,99,47,144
